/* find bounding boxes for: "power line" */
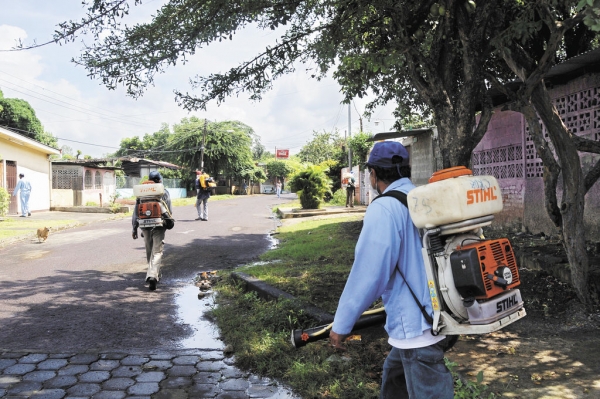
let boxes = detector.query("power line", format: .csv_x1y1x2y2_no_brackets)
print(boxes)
0,80,156,129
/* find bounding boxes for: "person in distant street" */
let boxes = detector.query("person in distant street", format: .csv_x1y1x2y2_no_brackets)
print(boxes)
345,172,355,208
195,169,213,221
132,171,174,291
329,141,454,399
13,173,32,217
276,179,282,198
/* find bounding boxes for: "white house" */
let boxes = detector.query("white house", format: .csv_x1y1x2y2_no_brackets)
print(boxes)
0,126,60,215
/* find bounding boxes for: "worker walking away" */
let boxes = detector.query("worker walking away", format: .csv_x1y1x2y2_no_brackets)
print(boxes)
13,173,32,217
132,171,175,291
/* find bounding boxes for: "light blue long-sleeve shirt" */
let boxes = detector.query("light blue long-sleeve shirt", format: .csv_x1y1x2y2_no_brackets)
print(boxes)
332,178,434,340
13,179,32,195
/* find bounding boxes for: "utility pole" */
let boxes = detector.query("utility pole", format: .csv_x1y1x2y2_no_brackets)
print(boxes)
348,103,352,169
200,119,207,169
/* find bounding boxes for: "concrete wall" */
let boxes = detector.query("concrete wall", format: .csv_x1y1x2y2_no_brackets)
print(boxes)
116,187,187,200
51,189,75,207
408,134,435,186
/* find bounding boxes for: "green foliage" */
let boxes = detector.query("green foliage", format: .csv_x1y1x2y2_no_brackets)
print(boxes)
0,94,58,147
111,118,259,190
347,132,373,167
46,0,600,169
446,359,497,399
297,130,345,165
328,188,347,206
265,160,295,181
0,187,10,217
0,96,43,136
289,165,331,209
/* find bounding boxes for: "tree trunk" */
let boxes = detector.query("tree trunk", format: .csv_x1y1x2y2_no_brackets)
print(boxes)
530,84,590,305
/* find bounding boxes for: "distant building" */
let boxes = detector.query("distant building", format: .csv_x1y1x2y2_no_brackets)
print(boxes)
51,159,121,207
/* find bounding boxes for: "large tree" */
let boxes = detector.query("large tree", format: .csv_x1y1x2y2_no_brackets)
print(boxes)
487,1,600,304
114,117,258,188
25,0,600,301
0,89,58,147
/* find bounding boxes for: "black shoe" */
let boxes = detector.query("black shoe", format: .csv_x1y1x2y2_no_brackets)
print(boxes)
195,217,202,220
28,212,31,216
148,278,157,291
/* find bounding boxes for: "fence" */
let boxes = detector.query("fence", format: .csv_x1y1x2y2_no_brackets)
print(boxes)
116,176,181,189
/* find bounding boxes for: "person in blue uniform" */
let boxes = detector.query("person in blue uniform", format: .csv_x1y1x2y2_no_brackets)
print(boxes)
13,173,32,217
329,141,454,399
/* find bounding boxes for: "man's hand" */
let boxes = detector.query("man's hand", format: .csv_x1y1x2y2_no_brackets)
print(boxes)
329,330,348,351
132,229,138,240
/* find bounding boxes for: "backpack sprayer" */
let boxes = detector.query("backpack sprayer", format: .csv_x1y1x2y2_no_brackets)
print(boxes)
291,166,526,348
133,182,171,228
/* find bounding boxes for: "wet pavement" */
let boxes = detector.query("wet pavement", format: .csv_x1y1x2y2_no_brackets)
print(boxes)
0,205,301,398
0,349,297,399
0,201,365,398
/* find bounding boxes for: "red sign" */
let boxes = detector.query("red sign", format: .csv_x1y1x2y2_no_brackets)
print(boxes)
276,149,289,159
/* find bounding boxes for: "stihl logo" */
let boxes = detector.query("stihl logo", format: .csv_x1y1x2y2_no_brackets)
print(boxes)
496,294,517,313
467,187,498,204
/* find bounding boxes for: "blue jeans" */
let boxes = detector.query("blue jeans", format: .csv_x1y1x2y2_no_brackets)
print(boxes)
196,196,209,219
380,341,453,399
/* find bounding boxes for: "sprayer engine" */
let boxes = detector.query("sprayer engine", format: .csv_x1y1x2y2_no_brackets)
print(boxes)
409,166,526,335
434,233,524,328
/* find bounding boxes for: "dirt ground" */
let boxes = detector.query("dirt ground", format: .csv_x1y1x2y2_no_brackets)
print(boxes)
447,231,600,399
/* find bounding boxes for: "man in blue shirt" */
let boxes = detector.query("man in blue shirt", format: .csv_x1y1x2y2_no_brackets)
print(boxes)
13,173,32,217
329,141,453,398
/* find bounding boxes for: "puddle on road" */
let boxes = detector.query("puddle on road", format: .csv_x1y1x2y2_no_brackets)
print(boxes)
174,285,224,350
174,283,302,399
267,232,279,249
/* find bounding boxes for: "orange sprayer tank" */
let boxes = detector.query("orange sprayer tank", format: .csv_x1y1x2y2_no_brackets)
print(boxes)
407,167,503,229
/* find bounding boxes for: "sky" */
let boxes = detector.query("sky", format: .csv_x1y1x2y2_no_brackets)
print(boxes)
0,1,397,159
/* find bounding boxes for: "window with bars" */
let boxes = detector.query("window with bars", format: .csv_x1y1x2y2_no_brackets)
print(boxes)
94,171,102,189
52,168,83,190
85,170,93,189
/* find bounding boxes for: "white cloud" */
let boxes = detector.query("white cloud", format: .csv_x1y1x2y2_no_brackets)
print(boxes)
0,2,397,159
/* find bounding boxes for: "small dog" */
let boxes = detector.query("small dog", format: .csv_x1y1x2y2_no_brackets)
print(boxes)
37,227,50,243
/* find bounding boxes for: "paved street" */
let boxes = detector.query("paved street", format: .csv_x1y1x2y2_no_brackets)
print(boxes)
0,194,300,398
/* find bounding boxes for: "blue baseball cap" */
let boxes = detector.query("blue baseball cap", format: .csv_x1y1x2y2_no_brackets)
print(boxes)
366,141,410,168
149,171,162,183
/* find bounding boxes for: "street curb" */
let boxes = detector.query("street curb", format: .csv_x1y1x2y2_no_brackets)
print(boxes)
277,206,366,219
51,206,131,213
231,272,334,325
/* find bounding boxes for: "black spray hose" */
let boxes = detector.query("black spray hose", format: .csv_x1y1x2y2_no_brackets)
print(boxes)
291,308,386,348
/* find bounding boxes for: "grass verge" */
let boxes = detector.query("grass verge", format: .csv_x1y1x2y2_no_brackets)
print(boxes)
0,218,79,240
211,212,497,398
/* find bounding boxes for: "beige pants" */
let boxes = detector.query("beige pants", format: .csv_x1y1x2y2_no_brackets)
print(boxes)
142,228,166,281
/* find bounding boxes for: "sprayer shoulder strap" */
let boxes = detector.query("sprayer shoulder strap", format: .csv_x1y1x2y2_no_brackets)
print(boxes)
372,190,408,207
372,190,433,325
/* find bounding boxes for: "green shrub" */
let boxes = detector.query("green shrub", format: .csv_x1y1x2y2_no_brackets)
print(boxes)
0,187,9,216
289,165,331,209
328,188,346,206
85,201,98,207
